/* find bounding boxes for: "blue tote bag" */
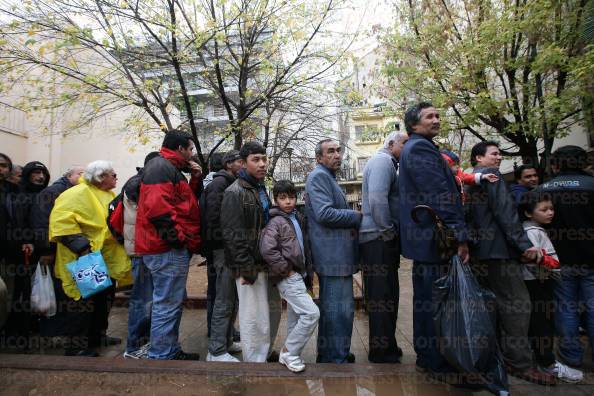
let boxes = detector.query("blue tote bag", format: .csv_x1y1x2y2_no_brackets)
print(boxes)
66,251,112,299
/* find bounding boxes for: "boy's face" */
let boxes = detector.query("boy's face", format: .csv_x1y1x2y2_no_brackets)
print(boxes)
275,192,297,214
525,200,554,225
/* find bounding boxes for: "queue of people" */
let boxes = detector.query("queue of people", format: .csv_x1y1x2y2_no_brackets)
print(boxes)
1,101,593,388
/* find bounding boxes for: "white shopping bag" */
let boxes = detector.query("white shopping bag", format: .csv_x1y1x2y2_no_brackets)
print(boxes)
30,263,57,317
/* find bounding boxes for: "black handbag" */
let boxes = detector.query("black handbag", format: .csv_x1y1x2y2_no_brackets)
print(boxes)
411,205,458,260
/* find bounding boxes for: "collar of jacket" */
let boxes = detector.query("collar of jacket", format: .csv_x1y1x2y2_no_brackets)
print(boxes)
317,163,337,178
238,168,265,189
159,147,188,169
409,132,439,149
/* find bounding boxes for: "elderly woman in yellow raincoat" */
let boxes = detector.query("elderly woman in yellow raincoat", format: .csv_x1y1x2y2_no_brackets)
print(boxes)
49,160,131,356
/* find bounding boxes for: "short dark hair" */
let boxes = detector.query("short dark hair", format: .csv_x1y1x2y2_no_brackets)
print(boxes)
517,191,552,222
470,140,499,167
239,141,266,160
404,101,434,135
315,138,335,157
514,164,537,181
0,153,13,171
144,151,160,166
162,130,193,150
208,152,224,172
273,180,297,200
550,145,588,171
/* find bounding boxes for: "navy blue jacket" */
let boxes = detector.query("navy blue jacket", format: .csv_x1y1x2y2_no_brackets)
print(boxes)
399,133,467,262
305,164,361,276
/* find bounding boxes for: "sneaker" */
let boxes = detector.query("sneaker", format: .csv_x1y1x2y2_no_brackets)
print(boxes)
279,351,306,373
171,350,201,361
206,352,240,362
227,342,242,354
543,361,583,383
123,343,149,359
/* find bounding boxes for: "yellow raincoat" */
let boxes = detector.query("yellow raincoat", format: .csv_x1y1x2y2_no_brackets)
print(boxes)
49,179,132,300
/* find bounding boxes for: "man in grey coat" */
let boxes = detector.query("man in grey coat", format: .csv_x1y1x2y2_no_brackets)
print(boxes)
305,139,362,363
360,131,408,363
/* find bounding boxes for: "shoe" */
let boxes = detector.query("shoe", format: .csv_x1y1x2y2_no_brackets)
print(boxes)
508,366,556,385
279,351,306,373
172,350,201,361
347,352,356,363
415,364,428,373
227,342,242,354
124,343,150,359
267,350,280,362
233,329,241,342
65,349,99,357
206,352,240,362
101,335,122,346
543,361,583,383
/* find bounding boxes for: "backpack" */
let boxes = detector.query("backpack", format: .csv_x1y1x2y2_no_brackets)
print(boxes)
107,192,125,244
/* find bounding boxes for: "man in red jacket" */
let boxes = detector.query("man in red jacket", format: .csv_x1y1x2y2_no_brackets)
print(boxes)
135,130,202,360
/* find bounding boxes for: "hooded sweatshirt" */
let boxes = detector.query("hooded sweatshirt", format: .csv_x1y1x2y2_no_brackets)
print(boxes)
11,161,50,246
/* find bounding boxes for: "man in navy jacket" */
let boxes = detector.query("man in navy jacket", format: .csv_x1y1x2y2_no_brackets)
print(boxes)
398,102,468,374
305,139,362,363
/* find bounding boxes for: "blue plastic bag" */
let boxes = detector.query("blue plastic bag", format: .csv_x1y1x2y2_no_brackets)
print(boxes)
66,251,112,299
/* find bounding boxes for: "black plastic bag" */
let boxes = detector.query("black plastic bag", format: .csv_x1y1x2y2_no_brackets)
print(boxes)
433,255,509,395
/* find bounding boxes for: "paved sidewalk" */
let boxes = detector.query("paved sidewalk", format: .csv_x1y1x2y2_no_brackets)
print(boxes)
1,260,594,395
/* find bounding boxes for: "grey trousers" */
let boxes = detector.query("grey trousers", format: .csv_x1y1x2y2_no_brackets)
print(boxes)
277,272,319,357
207,250,238,356
476,259,533,370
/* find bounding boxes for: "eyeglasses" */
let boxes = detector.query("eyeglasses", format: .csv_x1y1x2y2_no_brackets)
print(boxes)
103,173,117,178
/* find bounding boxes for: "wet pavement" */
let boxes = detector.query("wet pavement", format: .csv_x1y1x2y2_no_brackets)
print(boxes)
2,260,594,395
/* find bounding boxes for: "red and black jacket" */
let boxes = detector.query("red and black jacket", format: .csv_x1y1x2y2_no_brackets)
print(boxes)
135,148,201,255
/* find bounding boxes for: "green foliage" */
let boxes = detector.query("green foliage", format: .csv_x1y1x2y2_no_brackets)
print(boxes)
380,0,593,163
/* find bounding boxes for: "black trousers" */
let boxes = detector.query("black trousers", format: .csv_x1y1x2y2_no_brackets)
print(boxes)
361,238,401,363
525,279,556,367
205,250,216,337
41,275,114,351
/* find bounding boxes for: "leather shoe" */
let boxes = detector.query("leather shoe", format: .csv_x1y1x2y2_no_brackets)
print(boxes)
508,366,556,386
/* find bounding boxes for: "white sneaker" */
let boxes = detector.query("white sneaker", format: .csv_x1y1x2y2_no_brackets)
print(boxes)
123,342,150,359
227,342,242,354
206,352,240,362
279,351,305,373
544,361,583,383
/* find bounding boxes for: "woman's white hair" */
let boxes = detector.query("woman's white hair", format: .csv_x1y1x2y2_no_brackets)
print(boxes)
84,160,114,184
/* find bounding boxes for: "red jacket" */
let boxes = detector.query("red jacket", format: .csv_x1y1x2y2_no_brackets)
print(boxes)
135,148,201,255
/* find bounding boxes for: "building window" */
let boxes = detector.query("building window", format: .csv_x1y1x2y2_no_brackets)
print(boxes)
355,125,381,142
358,157,369,172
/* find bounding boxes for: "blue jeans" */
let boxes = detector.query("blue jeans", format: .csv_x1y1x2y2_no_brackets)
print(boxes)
143,248,190,359
412,261,452,373
554,265,594,366
126,256,153,353
316,275,354,363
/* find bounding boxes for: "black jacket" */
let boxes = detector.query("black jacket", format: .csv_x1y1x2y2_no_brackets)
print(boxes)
203,170,236,252
220,177,271,283
466,167,532,260
0,180,19,259
30,176,75,256
11,161,50,246
537,171,594,266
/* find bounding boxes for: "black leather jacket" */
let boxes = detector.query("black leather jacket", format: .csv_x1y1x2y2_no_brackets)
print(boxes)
465,167,532,260
220,177,270,283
